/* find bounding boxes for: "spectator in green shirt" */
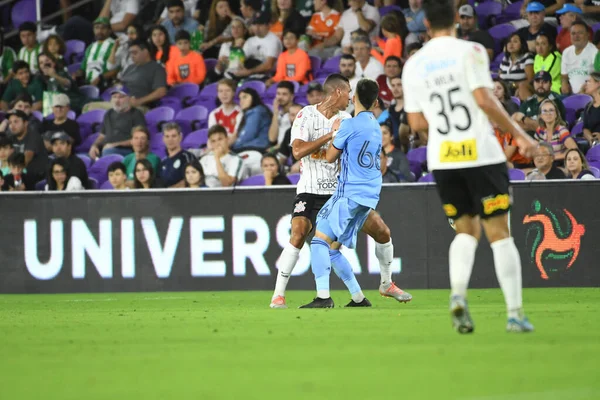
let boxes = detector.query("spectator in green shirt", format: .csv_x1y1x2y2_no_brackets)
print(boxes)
533,33,561,94
122,125,161,182
0,28,17,84
0,61,43,111
512,71,566,136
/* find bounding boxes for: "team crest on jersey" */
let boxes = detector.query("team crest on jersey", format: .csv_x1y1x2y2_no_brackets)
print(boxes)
179,64,190,79
297,111,303,119
294,201,307,213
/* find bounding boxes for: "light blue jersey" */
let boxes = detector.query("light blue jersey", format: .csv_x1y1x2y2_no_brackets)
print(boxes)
332,111,383,209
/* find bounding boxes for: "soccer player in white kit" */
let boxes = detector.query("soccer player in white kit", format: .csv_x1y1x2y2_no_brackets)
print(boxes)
402,0,537,333
270,74,412,308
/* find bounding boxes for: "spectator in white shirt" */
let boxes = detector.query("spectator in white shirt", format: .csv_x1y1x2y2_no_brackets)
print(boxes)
561,21,598,95
98,0,140,39
336,0,380,53
236,11,282,80
200,124,244,187
353,36,384,80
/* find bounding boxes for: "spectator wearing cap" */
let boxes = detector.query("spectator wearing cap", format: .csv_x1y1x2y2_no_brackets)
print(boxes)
267,30,312,87
7,109,47,182
402,0,426,47
517,2,557,54
166,30,206,86
42,93,81,150
89,86,146,159
499,33,534,99
45,157,85,191
306,0,343,60
270,0,307,39
556,5,590,53
336,0,380,54
306,81,324,105
353,36,383,80
339,54,359,93
0,61,43,111
122,126,161,181
200,124,243,188
513,70,567,135
561,21,597,94
97,0,139,39
533,33,562,94
159,122,196,188
161,0,200,43
377,56,402,107
456,5,494,60
72,18,115,88
267,81,294,150
50,131,89,187
118,40,168,110
17,22,41,74
236,12,282,80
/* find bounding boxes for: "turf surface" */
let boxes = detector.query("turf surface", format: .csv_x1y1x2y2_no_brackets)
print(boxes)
1,288,598,400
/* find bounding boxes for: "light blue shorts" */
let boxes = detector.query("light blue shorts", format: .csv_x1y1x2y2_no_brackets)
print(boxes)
316,196,372,249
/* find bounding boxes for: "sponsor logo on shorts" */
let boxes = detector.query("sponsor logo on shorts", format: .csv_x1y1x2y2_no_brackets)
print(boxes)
294,201,307,214
316,178,337,189
482,194,510,215
443,204,457,217
440,139,477,163
523,200,585,280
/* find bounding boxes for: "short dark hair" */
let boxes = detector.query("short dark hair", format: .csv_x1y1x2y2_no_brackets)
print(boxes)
14,92,33,105
107,162,126,175
184,159,205,187
167,0,185,9
12,60,29,74
571,20,589,32
131,125,151,141
0,133,13,148
8,152,25,167
422,0,455,31
384,56,402,67
129,39,150,51
208,124,228,138
390,75,402,84
355,78,379,110
406,42,423,55
19,22,36,34
282,29,299,40
323,73,350,95
340,54,356,63
277,81,295,94
244,0,262,11
175,30,191,42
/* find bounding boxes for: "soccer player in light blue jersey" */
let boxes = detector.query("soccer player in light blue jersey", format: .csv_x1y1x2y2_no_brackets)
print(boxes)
300,78,413,308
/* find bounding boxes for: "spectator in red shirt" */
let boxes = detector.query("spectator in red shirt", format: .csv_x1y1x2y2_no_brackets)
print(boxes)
376,56,402,107
208,78,242,144
555,5,591,53
267,30,311,87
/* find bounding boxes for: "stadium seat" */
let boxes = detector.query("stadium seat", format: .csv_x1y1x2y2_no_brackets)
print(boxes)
407,147,427,165
35,179,46,191
379,5,403,16
79,85,100,100
77,109,106,138
88,177,98,189
204,58,218,72
309,56,322,78
263,81,300,102
586,146,600,162
496,1,523,24
47,110,77,120
508,168,526,181
571,121,584,136
488,24,516,55
158,96,183,114
181,129,209,150
11,0,38,33
78,155,93,170
287,173,300,184
409,160,423,179
175,106,209,135
76,133,100,154
197,82,219,100
189,96,218,112
88,154,124,184
145,106,176,134
589,166,600,178
418,173,435,183
31,111,43,121
65,40,86,64
236,80,266,96
238,175,265,186
475,1,502,30
167,83,200,106
593,22,600,34
67,62,81,75
101,86,114,102
318,55,341,78
100,180,114,190
563,94,592,112
511,96,521,106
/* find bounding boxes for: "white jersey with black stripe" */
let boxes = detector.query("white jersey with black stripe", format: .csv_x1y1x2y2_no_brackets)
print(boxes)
290,105,351,195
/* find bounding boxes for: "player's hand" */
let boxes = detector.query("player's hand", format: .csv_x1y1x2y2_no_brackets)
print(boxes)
516,134,537,158
272,97,280,111
330,118,341,133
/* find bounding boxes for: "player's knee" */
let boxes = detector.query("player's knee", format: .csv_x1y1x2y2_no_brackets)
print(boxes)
482,214,510,243
290,227,309,247
374,223,391,243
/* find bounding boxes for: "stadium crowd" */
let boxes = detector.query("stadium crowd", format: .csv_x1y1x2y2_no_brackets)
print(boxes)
0,0,600,191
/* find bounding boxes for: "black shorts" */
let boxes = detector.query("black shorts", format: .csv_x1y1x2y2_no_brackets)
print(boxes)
291,193,331,231
432,162,511,220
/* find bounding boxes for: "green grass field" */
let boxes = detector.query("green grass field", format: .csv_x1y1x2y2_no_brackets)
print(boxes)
1,288,598,400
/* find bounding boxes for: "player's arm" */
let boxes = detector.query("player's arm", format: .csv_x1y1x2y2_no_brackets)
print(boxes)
325,143,341,162
406,113,429,133
291,134,333,160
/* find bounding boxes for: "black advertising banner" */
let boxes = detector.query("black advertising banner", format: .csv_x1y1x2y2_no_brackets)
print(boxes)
0,182,598,294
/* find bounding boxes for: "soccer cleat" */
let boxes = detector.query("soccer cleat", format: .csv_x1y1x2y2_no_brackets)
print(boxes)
379,282,412,303
506,317,534,333
269,295,287,309
345,298,372,307
299,297,335,309
450,295,475,334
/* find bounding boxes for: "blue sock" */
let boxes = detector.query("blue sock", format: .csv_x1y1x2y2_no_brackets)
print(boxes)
330,249,364,302
310,237,332,298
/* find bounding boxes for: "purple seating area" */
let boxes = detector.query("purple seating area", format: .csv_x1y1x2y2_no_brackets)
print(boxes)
88,154,124,185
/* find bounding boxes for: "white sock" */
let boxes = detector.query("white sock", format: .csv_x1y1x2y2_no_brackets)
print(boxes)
491,237,523,319
317,290,330,299
272,243,300,299
375,239,394,285
352,291,365,303
449,233,478,298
